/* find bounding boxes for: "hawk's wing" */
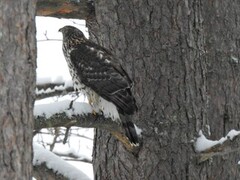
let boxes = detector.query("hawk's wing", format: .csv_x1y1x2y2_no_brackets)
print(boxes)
70,41,137,115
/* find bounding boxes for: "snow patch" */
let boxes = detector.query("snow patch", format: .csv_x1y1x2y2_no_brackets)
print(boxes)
34,100,92,118
195,129,240,152
231,55,239,63
195,130,222,152
134,125,143,136
33,143,91,180
226,129,240,140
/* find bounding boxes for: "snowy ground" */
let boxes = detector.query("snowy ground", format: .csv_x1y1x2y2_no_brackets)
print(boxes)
34,17,93,179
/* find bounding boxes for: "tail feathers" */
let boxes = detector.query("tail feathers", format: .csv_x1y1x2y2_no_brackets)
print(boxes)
122,119,139,145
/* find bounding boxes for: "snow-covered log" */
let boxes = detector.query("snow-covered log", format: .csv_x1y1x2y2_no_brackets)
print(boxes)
33,143,91,180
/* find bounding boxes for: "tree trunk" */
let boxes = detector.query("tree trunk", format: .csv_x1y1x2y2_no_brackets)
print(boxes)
0,0,36,179
91,0,240,179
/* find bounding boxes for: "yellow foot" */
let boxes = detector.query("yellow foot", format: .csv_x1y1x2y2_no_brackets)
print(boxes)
92,109,97,116
110,131,140,155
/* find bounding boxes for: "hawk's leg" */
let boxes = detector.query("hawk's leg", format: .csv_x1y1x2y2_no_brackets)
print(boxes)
91,109,97,116
87,91,103,116
88,96,98,116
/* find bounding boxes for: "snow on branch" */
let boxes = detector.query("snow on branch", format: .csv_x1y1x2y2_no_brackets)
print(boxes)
34,101,120,131
36,79,74,100
33,143,91,180
194,130,240,163
34,101,91,118
35,79,140,153
34,100,140,153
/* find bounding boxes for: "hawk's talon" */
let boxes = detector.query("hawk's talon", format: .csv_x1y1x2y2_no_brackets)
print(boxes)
92,110,97,116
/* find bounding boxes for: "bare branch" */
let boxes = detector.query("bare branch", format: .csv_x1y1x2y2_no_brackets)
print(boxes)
62,158,92,164
37,30,62,42
37,39,62,42
54,152,92,164
36,0,95,20
34,128,93,140
49,128,60,151
34,113,120,132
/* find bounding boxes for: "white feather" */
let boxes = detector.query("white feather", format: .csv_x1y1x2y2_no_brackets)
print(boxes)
98,97,120,121
88,90,120,122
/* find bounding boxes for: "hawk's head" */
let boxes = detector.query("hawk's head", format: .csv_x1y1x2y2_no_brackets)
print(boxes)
59,26,85,42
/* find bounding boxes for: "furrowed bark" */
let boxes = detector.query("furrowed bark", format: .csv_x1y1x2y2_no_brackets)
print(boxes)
91,0,240,179
0,0,36,178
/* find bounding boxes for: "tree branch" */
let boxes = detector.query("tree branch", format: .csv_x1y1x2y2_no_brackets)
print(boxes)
197,136,240,164
36,86,74,100
34,112,120,131
33,143,91,180
54,152,92,164
35,82,140,153
36,82,74,100
34,112,139,153
36,0,95,20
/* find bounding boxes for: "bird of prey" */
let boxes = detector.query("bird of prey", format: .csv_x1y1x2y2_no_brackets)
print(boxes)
59,26,139,145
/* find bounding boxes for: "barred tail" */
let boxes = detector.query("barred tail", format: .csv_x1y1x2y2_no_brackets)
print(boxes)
122,119,139,145
110,118,139,153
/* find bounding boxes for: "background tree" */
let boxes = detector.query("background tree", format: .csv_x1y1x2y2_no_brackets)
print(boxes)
35,0,240,179
0,0,36,179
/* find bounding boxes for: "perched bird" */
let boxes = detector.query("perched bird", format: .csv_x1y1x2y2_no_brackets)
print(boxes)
59,26,139,145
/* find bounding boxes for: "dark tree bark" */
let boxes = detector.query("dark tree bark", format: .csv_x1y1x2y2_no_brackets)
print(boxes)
90,0,240,179
0,0,36,179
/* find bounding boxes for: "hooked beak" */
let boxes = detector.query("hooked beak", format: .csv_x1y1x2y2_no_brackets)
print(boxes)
58,27,63,32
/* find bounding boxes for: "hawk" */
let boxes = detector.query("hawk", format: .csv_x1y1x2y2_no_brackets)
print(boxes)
59,26,139,145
